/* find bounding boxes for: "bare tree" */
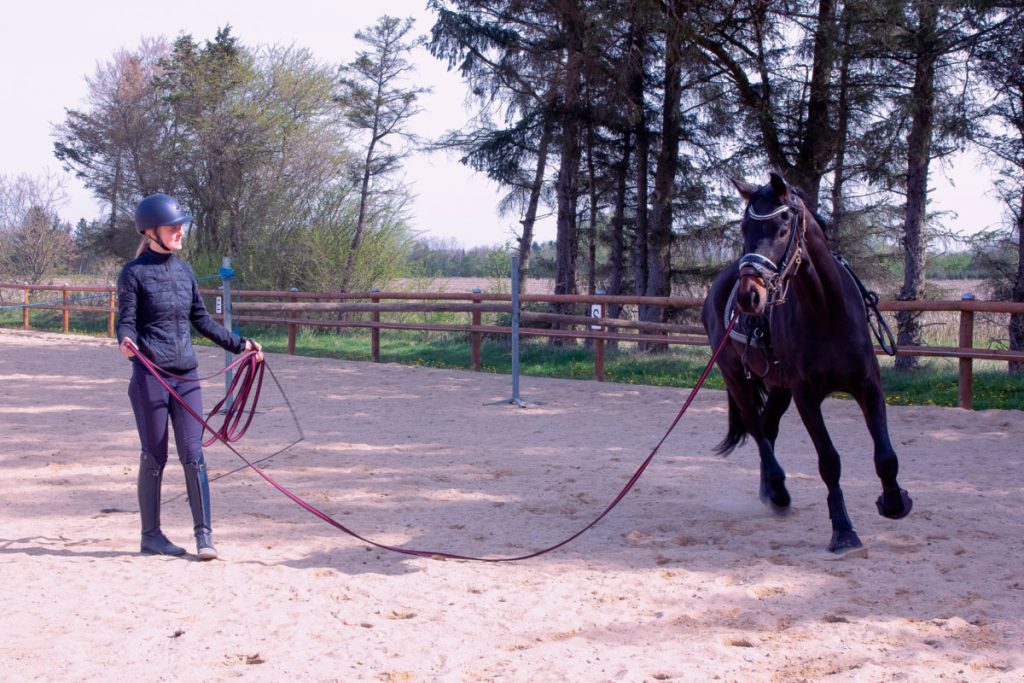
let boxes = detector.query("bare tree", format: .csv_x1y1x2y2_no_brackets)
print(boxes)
0,173,74,283
337,15,429,292
53,38,172,256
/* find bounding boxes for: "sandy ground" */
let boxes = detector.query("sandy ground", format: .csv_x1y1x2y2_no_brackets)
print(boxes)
1,328,1022,682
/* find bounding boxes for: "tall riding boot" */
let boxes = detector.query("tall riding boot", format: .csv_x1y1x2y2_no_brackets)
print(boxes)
138,452,185,555
183,455,217,560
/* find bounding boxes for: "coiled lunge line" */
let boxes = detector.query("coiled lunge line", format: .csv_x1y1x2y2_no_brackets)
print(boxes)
125,312,737,563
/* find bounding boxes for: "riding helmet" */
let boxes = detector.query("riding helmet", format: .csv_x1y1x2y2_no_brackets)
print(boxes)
134,193,193,234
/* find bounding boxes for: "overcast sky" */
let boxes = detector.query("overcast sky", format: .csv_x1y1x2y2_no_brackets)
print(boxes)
0,0,1009,248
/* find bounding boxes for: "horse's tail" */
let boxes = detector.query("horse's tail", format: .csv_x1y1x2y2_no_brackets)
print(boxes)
714,383,765,456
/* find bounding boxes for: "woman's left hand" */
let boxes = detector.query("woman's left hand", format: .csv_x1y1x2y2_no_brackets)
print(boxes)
245,338,264,363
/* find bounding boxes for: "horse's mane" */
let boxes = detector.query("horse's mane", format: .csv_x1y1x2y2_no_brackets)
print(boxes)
789,184,832,239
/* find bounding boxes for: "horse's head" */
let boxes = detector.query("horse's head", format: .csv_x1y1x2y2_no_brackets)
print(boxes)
730,172,808,316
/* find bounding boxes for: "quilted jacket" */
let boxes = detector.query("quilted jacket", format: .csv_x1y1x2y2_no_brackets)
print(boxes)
117,249,245,372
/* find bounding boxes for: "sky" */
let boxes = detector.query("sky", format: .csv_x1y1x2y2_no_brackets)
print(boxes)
0,0,1010,249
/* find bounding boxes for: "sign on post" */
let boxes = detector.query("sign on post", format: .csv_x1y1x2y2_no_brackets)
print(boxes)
590,303,602,330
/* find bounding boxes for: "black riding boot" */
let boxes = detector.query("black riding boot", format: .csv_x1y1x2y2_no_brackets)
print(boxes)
183,454,217,560
138,452,185,555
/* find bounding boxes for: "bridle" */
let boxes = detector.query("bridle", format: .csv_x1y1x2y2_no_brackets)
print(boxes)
737,199,808,307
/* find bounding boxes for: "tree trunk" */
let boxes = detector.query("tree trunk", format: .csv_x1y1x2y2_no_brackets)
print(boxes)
789,0,838,210
586,120,598,295
829,6,852,248
517,119,554,295
1010,190,1024,372
608,130,632,320
624,0,650,297
895,0,939,372
640,3,683,351
552,6,584,346
110,157,121,237
341,140,376,293
631,56,649,296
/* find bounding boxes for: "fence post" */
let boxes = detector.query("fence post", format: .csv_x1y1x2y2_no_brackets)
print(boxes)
958,293,975,410
23,287,29,329
288,287,298,355
593,289,606,381
108,287,116,337
371,288,381,363
471,287,482,371
62,286,70,334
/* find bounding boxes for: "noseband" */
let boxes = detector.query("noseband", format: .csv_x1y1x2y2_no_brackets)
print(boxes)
737,201,807,306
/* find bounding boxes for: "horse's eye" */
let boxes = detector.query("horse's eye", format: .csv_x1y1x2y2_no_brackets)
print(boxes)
779,211,791,222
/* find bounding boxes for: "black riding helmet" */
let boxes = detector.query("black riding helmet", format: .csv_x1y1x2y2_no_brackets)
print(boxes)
134,193,193,234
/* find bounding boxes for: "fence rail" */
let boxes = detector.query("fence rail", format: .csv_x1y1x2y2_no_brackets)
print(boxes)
3,281,1023,409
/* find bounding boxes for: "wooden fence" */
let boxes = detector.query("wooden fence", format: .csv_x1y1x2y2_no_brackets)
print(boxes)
0,283,118,337
3,282,1024,409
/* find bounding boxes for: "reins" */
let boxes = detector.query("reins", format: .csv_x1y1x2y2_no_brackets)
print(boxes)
125,314,737,562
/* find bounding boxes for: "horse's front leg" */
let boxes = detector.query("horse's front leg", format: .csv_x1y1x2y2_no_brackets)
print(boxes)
758,386,792,513
792,387,862,553
855,380,913,520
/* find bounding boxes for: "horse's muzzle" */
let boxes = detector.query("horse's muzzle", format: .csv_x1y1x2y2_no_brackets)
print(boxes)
737,269,768,316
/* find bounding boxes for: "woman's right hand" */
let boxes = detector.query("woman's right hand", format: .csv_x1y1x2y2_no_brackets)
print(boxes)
244,338,264,363
119,337,136,358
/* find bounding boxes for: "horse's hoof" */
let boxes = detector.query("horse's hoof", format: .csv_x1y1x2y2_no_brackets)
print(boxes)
825,543,869,561
761,496,792,516
876,489,913,520
828,529,863,554
760,477,791,515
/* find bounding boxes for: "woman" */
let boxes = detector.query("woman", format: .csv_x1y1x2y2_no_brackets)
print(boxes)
117,193,262,560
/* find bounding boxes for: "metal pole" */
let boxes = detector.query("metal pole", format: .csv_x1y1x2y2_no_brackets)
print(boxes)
511,255,521,402
484,254,542,407
222,256,234,411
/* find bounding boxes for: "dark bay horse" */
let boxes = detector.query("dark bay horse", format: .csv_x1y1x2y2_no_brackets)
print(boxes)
701,172,912,554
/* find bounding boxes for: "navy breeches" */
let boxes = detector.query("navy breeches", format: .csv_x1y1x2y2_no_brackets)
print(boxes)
128,362,205,467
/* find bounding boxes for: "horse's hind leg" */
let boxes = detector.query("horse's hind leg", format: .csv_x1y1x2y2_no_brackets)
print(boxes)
856,381,913,519
758,387,792,512
792,387,862,553
721,374,791,514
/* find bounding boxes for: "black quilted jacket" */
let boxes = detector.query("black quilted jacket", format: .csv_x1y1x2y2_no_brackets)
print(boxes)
117,249,245,372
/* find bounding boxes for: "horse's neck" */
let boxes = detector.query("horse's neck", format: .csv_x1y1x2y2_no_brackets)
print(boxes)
788,222,847,324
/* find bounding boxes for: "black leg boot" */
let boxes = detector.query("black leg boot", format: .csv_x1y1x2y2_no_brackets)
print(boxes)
183,455,217,560
138,452,185,555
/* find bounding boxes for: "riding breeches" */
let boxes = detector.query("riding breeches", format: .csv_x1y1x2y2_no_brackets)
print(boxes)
128,362,205,467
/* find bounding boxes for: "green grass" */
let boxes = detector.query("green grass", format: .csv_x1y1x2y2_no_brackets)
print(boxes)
4,311,1023,411
878,360,1024,411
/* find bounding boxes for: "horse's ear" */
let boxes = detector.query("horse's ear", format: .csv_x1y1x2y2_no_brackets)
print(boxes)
730,177,758,201
769,172,790,202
